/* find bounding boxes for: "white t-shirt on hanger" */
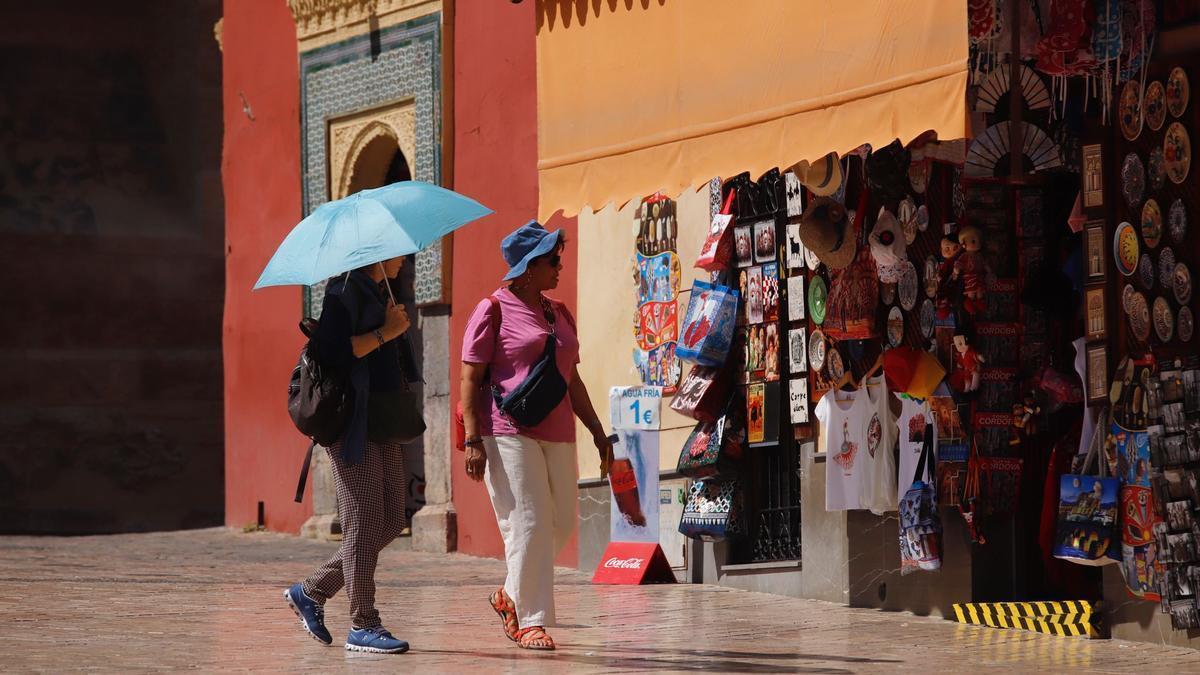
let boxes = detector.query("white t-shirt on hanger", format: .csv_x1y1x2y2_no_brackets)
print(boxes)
861,375,898,515
896,395,938,504
817,387,871,512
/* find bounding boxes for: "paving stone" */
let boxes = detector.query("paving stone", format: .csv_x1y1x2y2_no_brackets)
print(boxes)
0,528,1197,672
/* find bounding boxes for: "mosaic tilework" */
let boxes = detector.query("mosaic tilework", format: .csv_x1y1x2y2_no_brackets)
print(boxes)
299,14,443,316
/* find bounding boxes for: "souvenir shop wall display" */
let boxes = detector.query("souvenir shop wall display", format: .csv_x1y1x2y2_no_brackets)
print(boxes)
633,195,683,394
1053,421,1120,566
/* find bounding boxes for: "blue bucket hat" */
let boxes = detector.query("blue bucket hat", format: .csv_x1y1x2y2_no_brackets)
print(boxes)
502,220,562,281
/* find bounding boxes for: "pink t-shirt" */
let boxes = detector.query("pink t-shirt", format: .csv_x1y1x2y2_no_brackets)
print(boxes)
462,288,580,443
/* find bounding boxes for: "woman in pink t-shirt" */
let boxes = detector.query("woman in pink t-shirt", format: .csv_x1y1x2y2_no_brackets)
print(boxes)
460,221,611,651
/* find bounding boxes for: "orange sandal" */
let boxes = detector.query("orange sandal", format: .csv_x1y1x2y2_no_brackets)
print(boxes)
515,626,556,651
488,588,519,641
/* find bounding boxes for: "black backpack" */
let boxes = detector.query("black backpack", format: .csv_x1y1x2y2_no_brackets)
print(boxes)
289,317,353,502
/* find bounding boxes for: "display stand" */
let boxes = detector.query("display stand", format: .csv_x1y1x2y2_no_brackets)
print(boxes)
592,542,677,585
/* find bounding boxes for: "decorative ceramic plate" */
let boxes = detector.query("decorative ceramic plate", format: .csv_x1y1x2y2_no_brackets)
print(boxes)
808,329,827,372
1154,296,1174,343
924,255,940,299
1179,306,1194,343
909,161,929,194
898,261,919,311
1120,80,1144,141
1114,221,1139,277
886,306,904,347
826,346,845,380
1122,152,1145,208
916,204,929,232
805,244,822,271
1169,198,1188,244
1160,247,1178,289
1123,283,1137,314
1138,254,1156,291
880,281,896,306
1141,198,1163,249
919,299,935,338
808,275,828,325
1128,291,1151,343
1168,67,1190,118
898,197,917,245
1148,147,1167,191
1146,80,1167,131
1174,262,1193,306
1165,122,1191,185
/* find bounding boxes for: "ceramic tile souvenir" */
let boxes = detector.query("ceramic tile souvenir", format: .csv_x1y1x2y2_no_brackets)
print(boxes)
1128,291,1151,343
764,323,781,382
1179,307,1194,343
1142,199,1163,249
1114,221,1139,277
1165,122,1191,185
1168,67,1189,119
753,220,777,264
1174,263,1192,306
826,346,845,380
1146,81,1167,131
808,275,827,325
789,377,810,424
1154,296,1175,343
734,225,753,268
785,223,806,270
1149,148,1167,192
920,299,935,338
1122,153,1145,208
787,327,807,373
762,263,780,323
787,273,806,321
898,261,918,310
746,265,764,324
1138,254,1156,291
1161,248,1178,289
886,306,904,347
1169,199,1187,244
808,329,827,373
924,255,940,299
880,282,896,306
1120,80,1144,141
785,171,804,217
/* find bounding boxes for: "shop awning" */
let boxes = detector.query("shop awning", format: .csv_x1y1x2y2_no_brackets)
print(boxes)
535,0,968,219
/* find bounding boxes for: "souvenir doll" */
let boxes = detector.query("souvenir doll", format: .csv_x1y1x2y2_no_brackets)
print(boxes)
935,228,961,320
952,225,987,316
949,333,984,393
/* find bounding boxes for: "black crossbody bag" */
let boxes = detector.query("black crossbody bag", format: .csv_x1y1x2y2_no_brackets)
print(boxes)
489,296,569,428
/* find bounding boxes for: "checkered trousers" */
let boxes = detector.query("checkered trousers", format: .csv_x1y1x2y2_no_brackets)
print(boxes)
302,439,407,629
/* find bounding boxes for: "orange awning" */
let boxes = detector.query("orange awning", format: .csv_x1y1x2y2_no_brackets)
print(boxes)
536,0,968,219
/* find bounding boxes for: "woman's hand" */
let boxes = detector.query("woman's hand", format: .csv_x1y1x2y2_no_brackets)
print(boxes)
383,303,410,340
591,428,614,477
465,445,487,482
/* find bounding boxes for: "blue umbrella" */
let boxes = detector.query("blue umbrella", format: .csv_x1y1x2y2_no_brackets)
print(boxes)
254,181,492,289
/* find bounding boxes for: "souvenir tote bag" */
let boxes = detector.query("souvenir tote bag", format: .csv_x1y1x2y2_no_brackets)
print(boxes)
696,189,737,272
899,424,942,575
678,478,744,542
676,395,746,479
669,364,734,423
675,281,739,367
1053,420,1120,566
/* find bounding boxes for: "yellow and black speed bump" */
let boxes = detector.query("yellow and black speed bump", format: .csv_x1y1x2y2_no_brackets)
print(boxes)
950,602,1103,639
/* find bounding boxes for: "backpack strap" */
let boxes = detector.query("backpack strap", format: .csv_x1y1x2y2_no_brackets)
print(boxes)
294,440,317,503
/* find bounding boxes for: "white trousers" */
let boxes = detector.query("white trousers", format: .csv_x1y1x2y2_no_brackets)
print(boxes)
482,434,578,628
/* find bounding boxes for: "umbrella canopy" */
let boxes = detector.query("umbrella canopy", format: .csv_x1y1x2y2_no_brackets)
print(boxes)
254,181,492,289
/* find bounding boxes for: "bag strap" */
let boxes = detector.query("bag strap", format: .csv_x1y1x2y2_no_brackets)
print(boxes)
913,420,936,485
294,440,317,503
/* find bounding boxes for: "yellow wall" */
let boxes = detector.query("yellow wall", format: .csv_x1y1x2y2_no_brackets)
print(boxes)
575,183,715,479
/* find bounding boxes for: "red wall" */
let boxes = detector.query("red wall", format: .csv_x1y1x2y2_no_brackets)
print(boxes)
221,1,309,532
451,0,579,565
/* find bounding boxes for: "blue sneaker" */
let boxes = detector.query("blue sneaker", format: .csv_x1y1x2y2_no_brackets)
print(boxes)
346,626,410,654
284,584,332,645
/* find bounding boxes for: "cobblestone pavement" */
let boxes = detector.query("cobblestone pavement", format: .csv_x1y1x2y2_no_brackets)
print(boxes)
2,529,1199,673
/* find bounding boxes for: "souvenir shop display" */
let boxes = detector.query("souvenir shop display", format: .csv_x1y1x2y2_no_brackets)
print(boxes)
696,191,736,272
633,196,683,393
1160,248,1178,290
951,226,987,315
1120,80,1144,142
670,365,733,423
1114,221,1139,276
1122,152,1145,208
1146,80,1167,132
899,422,942,576
787,327,807,373
678,478,744,542
785,223,806,270
1164,122,1191,185
1149,148,1167,191
677,396,746,480
1142,199,1163,249
1053,422,1120,566
1167,67,1189,118
1169,198,1187,244
808,330,827,374
808,276,827,325
789,377,809,425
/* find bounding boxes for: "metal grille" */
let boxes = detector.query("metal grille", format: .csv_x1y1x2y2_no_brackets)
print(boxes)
735,442,802,563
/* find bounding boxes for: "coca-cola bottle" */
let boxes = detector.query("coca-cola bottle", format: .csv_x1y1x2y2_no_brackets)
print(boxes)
610,458,647,527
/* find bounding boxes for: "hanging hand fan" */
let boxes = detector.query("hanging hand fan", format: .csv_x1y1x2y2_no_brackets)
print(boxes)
965,121,1063,177
974,64,1052,113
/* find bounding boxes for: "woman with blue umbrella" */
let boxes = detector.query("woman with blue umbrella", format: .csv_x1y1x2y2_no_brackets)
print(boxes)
263,182,491,655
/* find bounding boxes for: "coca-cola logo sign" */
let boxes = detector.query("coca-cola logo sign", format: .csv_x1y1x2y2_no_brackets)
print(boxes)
603,557,645,569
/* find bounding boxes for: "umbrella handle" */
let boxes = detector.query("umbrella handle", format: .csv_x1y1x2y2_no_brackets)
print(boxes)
377,263,398,307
